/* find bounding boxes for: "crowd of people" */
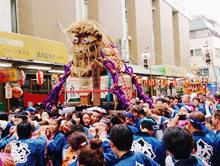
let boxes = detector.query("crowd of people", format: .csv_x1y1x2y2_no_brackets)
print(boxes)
1,92,220,166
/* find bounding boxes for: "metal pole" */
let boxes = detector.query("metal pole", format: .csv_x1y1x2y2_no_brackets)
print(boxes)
212,61,219,92
150,66,153,97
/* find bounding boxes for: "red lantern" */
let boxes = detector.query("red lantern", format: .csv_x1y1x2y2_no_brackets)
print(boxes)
146,79,150,86
166,80,170,87
173,80,177,87
12,87,23,98
17,70,26,86
36,70,44,85
151,78,156,86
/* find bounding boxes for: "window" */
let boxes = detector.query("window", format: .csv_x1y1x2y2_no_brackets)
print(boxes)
215,48,220,58
125,0,128,33
190,31,196,39
190,50,194,57
195,49,201,56
201,68,209,76
84,0,88,19
11,0,18,33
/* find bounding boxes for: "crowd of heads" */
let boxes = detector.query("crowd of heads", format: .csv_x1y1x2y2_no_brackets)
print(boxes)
1,91,220,165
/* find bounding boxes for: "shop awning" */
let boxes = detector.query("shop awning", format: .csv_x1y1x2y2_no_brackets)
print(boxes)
122,64,166,76
0,31,68,64
151,64,187,77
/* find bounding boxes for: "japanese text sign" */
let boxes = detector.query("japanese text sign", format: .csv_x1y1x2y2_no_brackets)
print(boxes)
0,31,68,64
0,68,21,83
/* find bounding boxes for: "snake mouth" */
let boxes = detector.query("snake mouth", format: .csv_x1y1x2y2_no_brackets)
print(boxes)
90,45,95,52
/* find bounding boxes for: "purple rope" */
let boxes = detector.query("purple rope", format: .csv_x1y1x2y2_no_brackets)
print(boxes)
100,49,130,108
44,61,73,111
123,62,154,108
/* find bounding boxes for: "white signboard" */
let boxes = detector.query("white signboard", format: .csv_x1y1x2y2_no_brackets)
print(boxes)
5,83,12,99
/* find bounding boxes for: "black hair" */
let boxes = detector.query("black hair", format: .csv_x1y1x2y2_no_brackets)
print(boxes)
174,95,182,103
192,137,197,152
40,103,46,110
136,101,141,105
205,117,212,125
14,112,28,121
164,126,193,160
110,113,125,125
70,124,85,134
109,124,133,151
214,93,220,100
29,115,39,121
167,96,174,100
0,112,8,121
141,117,156,130
156,98,167,104
138,108,146,116
72,112,83,125
12,106,23,113
33,104,40,108
17,121,32,139
189,112,205,130
214,109,220,121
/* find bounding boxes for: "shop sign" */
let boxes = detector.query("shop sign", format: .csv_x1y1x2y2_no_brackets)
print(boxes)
0,31,68,64
5,83,12,99
166,64,187,77
0,68,21,83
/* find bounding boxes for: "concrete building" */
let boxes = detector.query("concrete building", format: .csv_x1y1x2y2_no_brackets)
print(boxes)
0,0,192,68
190,16,220,84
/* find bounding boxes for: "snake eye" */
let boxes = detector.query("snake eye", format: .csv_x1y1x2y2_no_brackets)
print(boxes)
83,37,88,44
73,37,78,43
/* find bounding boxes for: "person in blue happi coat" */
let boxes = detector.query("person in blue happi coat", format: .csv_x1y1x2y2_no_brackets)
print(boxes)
105,124,159,166
61,119,75,145
213,93,220,109
0,112,28,151
47,118,66,166
10,121,47,166
124,111,139,134
0,112,13,139
164,126,207,166
132,117,166,166
210,109,220,166
187,111,216,164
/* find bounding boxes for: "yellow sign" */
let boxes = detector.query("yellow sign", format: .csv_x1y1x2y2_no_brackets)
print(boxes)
166,64,187,77
0,68,21,83
0,31,68,64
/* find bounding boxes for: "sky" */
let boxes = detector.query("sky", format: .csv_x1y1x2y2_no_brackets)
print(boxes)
177,0,220,23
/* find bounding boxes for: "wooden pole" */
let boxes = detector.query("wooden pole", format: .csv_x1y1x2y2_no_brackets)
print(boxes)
8,99,10,113
92,61,101,106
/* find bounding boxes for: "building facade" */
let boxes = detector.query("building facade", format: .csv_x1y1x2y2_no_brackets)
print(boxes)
190,16,220,84
0,0,192,110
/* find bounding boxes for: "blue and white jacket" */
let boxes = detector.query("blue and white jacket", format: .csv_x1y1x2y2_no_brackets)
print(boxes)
132,131,166,166
11,135,46,166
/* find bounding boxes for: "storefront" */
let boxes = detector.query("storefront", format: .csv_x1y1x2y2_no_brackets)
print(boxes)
126,64,188,97
0,31,69,111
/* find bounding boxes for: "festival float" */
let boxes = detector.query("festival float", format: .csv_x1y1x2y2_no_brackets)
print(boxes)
185,64,205,94
44,19,153,111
